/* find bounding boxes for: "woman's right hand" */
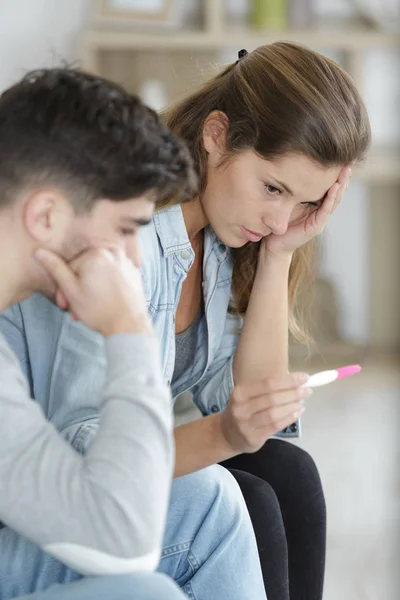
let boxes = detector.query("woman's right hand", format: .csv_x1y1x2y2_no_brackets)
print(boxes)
219,373,311,454
35,247,153,338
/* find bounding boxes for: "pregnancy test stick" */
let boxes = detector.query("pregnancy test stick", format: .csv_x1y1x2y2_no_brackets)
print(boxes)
303,364,362,388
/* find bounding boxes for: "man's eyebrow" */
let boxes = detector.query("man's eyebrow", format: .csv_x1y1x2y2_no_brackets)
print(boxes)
122,217,152,227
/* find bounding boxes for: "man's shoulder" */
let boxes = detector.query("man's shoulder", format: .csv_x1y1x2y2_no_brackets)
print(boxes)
0,330,13,356
0,294,65,337
0,330,28,386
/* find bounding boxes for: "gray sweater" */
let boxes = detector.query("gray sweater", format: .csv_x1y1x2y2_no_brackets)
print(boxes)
0,331,173,576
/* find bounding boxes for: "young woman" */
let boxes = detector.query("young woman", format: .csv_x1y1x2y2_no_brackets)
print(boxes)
138,42,371,599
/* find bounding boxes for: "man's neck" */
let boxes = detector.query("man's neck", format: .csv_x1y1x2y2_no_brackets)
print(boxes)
0,225,32,312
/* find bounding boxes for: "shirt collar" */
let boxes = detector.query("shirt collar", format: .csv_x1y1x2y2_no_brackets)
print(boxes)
153,203,229,262
153,204,191,257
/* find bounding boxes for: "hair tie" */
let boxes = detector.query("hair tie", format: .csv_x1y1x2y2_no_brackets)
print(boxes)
236,49,248,65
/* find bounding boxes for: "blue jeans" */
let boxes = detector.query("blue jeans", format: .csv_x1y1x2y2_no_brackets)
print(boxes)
19,573,186,600
0,466,266,600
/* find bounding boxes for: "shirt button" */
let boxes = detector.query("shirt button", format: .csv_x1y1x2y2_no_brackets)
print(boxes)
180,250,191,260
211,405,219,413
290,423,298,433
219,243,226,253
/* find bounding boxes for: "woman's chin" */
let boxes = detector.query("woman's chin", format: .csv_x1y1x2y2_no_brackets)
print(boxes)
215,228,248,249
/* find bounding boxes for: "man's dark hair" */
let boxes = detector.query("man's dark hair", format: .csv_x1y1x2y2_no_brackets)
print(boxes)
0,68,196,210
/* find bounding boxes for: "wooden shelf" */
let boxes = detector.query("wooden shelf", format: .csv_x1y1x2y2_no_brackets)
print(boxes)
80,25,400,53
78,18,400,186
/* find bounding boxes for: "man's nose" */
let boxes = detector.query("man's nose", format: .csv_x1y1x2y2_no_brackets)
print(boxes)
123,236,141,268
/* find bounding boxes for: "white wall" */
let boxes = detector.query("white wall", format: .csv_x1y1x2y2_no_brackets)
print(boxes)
318,182,370,343
1,0,398,344
0,0,91,90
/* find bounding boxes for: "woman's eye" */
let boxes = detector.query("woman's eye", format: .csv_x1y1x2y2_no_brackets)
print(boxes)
264,183,281,195
304,202,320,208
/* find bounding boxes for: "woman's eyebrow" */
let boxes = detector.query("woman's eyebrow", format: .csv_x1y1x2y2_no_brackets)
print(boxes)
269,176,294,196
270,176,329,203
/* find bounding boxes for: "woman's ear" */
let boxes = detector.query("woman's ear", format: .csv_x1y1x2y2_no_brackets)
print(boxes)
202,110,229,156
23,189,71,244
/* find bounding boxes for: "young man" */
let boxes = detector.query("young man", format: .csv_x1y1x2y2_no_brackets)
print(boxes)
0,67,195,600
0,67,306,600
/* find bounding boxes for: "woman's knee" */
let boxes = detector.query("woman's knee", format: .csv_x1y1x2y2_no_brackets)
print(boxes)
265,441,326,514
229,468,281,515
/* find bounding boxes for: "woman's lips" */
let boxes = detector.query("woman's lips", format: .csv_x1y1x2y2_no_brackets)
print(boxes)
240,226,264,243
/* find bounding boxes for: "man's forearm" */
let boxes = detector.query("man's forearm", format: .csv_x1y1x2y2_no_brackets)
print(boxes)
173,415,236,477
0,333,173,575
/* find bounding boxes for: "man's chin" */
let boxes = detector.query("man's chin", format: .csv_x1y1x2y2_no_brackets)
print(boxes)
36,277,58,305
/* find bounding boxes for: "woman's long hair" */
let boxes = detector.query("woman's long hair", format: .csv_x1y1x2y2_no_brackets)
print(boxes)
161,42,371,342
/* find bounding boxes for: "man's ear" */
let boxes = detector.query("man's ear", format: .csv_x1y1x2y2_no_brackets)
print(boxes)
202,110,229,156
23,189,71,244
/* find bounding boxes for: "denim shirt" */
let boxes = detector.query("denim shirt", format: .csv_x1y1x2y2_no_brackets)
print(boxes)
142,204,238,412
0,204,299,443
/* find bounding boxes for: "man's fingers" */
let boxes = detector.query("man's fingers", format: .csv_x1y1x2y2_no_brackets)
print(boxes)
35,249,80,305
55,288,68,310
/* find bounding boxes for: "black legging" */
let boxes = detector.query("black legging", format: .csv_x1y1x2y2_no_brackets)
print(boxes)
220,439,326,600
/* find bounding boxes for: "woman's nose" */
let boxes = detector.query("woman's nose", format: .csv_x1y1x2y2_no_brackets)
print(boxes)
263,207,292,236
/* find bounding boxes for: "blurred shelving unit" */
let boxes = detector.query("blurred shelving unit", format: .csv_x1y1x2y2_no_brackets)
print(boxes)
79,0,400,185
79,0,400,355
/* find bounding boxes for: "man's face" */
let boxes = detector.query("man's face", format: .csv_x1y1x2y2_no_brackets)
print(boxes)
60,196,155,269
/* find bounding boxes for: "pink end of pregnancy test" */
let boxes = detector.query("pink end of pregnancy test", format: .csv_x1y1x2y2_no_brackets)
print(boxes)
303,364,362,388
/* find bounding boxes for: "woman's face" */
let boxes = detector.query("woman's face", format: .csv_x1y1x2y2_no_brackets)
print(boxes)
201,148,342,247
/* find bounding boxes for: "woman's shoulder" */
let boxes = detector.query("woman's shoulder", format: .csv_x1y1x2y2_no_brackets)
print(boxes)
139,204,186,272
139,213,163,264
138,214,166,298
139,215,159,251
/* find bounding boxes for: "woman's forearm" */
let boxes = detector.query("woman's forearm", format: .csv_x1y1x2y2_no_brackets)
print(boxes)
233,248,292,383
173,416,236,477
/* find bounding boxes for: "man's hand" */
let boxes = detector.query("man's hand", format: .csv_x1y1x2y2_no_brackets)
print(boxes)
218,373,311,454
35,247,152,337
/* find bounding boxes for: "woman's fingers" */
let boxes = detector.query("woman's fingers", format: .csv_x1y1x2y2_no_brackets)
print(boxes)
248,386,312,416
334,165,352,207
314,164,352,228
251,401,305,430
232,372,309,403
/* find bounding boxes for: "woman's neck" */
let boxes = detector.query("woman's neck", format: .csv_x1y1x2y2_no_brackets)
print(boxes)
181,197,208,242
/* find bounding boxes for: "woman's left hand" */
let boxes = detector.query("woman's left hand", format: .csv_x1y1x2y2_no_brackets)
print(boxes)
264,165,352,257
